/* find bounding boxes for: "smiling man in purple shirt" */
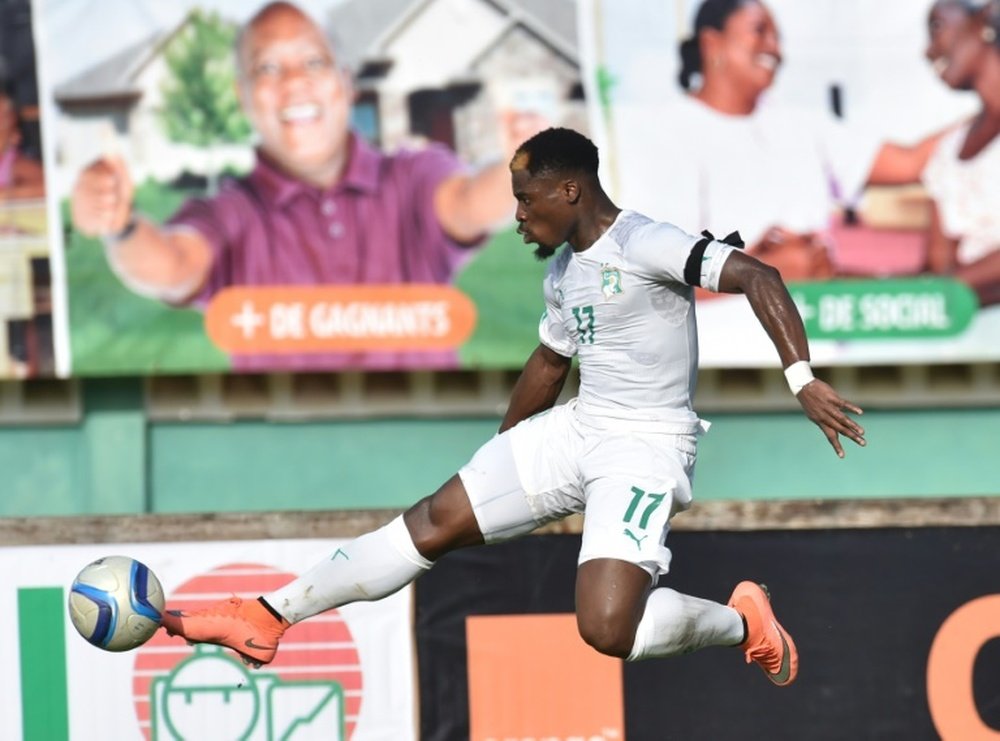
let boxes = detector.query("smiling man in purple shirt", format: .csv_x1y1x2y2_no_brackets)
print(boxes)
174,134,474,294
70,1,538,369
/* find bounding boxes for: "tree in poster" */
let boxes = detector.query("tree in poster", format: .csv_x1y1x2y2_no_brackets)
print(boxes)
159,9,251,193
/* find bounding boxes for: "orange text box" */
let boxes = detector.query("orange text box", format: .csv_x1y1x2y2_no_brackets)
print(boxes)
467,614,624,741
204,285,477,354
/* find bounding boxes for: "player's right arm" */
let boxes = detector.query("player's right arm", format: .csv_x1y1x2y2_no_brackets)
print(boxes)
499,342,572,433
499,263,575,432
71,157,213,304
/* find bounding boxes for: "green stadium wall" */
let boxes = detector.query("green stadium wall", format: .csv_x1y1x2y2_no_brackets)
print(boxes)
1,378,998,517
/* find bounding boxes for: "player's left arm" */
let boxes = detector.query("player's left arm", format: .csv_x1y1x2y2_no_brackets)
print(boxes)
716,250,866,458
499,343,572,433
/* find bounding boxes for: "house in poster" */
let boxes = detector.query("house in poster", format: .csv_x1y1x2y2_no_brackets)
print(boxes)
52,0,585,194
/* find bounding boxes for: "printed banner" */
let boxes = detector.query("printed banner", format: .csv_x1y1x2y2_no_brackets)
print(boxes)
35,0,582,375
415,529,1000,740
24,0,1000,374
0,0,54,379
0,540,416,740
580,0,1000,367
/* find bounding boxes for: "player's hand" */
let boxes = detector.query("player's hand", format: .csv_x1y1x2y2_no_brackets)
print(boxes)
795,379,865,458
70,156,134,238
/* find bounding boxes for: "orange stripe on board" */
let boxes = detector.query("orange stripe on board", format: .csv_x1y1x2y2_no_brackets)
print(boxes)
205,285,478,353
171,574,294,593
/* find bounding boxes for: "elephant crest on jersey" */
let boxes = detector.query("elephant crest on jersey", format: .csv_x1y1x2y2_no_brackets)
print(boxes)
600,265,623,299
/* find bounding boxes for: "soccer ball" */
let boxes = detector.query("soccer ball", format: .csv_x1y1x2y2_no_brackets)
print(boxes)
68,555,165,652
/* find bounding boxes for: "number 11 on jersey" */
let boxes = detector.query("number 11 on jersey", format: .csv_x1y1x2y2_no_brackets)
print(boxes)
573,305,595,343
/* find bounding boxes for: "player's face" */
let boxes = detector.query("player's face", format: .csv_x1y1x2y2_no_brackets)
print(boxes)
926,3,987,91
238,6,352,184
511,164,572,260
706,1,781,96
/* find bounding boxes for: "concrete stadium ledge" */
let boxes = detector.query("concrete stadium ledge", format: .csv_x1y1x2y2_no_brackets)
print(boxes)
2,496,1000,546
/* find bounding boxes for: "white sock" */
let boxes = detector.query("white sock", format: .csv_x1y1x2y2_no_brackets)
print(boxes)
627,587,745,661
264,516,433,624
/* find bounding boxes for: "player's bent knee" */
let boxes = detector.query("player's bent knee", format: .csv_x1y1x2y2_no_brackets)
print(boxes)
405,498,455,559
404,476,483,560
576,613,637,659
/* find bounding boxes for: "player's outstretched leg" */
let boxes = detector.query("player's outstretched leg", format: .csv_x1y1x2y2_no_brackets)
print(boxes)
162,596,289,668
162,478,481,667
728,581,798,686
160,514,432,667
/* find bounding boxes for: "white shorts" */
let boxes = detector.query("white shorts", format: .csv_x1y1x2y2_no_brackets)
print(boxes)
458,401,699,579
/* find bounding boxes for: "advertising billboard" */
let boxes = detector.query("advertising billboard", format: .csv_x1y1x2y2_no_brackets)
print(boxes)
17,0,1000,375
415,529,1000,740
35,0,581,375
0,0,54,379
579,0,1000,367
3,539,416,740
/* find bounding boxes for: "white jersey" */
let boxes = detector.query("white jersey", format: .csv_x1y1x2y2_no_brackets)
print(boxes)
539,210,735,430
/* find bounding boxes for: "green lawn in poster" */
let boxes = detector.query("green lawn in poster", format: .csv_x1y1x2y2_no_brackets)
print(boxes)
455,227,548,369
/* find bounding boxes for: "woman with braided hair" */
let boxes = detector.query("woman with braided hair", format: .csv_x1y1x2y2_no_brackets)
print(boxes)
923,0,1000,305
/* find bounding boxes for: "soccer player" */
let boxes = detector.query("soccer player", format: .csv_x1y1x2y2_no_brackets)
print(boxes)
163,127,867,686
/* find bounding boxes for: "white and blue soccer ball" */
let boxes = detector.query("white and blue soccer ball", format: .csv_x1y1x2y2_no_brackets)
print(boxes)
68,555,165,652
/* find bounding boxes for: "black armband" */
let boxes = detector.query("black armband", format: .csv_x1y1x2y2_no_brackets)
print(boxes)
720,230,745,248
683,229,745,287
683,230,715,287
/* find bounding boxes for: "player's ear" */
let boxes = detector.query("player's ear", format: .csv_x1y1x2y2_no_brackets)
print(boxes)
563,178,581,204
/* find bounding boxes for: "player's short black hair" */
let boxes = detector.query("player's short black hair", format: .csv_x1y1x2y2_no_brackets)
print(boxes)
514,127,599,178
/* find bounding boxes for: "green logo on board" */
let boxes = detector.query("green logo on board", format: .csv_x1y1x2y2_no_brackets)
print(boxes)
788,278,978,340
149,646,344,740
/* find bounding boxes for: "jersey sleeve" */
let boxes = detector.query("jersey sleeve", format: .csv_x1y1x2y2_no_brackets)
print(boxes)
537,270,576,358
628,221,737,291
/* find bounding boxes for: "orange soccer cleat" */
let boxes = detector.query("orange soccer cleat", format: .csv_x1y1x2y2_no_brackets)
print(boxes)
161,596,289,668
728,581,798,686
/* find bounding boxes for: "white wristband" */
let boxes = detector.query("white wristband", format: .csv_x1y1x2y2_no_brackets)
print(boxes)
784,360,814,396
